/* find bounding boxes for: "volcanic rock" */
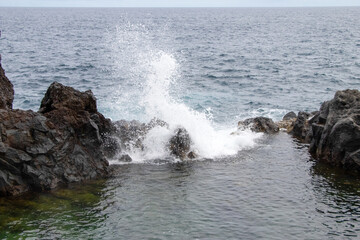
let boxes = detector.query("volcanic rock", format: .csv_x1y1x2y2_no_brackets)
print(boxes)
118,154,132,163
169,127,192,159
309,89,360,171
290,111,312,141
239,117,279,134
0,78,112,196
282,111,297,121
276,112,297,132
0,63,14,110
113,118,169,151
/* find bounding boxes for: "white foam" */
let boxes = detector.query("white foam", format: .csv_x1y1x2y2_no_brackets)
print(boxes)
107,24,262,163
120,51,261,162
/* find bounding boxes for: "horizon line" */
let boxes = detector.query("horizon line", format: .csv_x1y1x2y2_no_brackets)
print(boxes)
0,4,360,8
0,5,360,8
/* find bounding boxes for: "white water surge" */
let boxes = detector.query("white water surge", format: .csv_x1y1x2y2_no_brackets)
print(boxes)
108,24,262,162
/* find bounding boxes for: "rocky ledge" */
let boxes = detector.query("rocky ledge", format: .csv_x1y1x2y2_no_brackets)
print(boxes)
0,63,194,196
238,90,360,173
1,60,360,196
0,63,114,196
306,90,360,172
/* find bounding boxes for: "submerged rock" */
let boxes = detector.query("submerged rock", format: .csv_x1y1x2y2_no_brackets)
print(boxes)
239,117,279,134
308,89,360,172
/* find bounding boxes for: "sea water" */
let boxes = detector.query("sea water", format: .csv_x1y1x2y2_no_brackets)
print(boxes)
1,7,360,239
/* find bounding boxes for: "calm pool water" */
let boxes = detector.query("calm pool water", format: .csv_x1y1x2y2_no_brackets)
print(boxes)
1,133,360,239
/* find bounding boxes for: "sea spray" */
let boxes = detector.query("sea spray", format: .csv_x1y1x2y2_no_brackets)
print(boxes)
111,50,262,162
107,24,262,162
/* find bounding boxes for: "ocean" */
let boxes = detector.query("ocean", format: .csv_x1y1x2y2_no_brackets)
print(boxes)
1,7,360,239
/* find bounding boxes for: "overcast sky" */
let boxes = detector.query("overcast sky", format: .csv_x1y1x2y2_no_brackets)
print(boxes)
0,0,359,7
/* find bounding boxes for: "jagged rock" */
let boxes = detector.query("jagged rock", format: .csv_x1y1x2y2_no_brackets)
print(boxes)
169,127,191,159
277,120,295,132
277,112,297,132
118,154,132,162
39,82,97,114
309,89,360,171
283,111,297,120
114,119,147,150
112,119,195,160
0,63,14,110
290,111,312,141
146,118,169,130
0,77,112,196
102,136,121,159
239,117,279,134
113,118,169,151
38,81,115,154
187,151,197,159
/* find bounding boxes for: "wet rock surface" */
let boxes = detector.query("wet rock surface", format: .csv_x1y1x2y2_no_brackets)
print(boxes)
239,89,360,174
0,76,111,196
2,59,360,197
239,117,279,134
290,111,312,141
169,127,192,160
276,111,297,132
112,119,194,160
308,89,360,172
282,111,297,120
0,63,14,110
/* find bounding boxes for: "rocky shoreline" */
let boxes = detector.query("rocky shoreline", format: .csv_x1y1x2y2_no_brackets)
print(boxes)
0,62,195,196
0,64,113,196
1,62,359,197
238,89,360,173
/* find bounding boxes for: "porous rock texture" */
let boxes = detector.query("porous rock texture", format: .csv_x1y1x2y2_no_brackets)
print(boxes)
0,62,14,110
0,68,112,196
238,117,279,134
308,90,360,172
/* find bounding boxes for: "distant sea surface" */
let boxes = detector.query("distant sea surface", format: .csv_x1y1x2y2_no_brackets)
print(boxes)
1,7,360,239
1,7,360,123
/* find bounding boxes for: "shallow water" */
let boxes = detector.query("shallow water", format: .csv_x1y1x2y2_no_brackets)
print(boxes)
1,7,360,239
1,133,360,239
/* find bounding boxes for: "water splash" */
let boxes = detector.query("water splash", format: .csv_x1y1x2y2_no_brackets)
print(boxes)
107,24,262,162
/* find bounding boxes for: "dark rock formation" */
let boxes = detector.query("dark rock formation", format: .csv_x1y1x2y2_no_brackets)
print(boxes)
187,151,197,159
290,111,312,141
112,119,195,160
0,63,14,110
113,119,147,150
239,117,279,134
38,81,115,153
113,118,168,151
0,79,112,196
309,90,360,171
169,127,192,159
118,154,132,163
283,111,297,121
277,112,297,132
